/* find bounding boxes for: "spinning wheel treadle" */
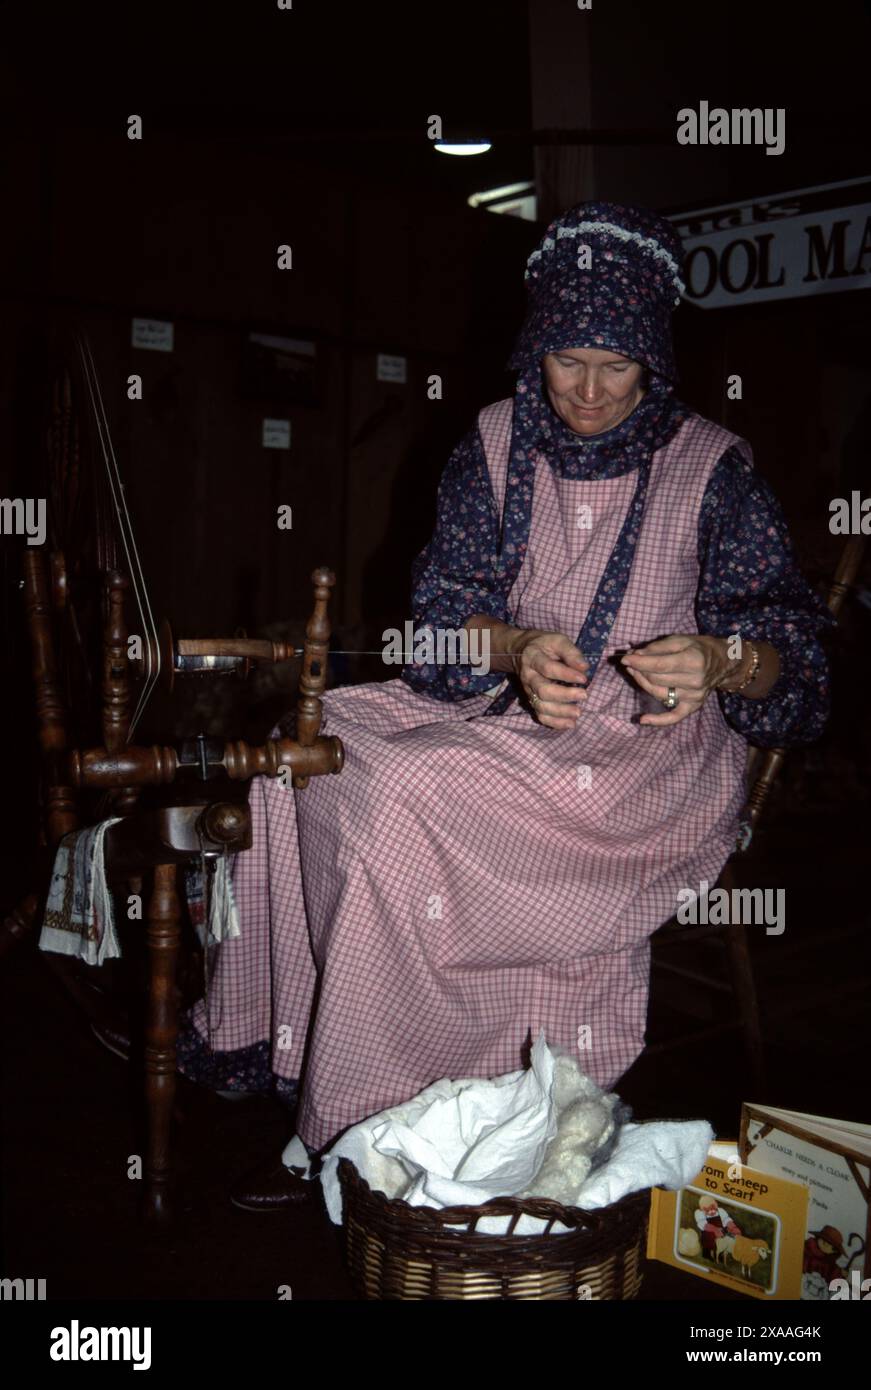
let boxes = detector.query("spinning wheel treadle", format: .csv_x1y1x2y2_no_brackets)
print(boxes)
20,330,344,1223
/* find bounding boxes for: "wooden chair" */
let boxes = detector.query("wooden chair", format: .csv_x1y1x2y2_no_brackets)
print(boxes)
646,534,866,1095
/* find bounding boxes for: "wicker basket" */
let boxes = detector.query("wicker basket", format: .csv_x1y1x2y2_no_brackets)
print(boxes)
337,1157,651,1300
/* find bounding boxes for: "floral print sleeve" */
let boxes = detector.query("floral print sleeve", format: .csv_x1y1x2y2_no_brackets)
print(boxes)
400,427,511,701
697,445,836,747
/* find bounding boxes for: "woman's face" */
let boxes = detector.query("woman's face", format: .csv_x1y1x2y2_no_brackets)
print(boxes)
542,347,645,436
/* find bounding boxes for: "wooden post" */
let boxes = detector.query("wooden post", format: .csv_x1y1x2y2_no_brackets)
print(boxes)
22,549,78,846
293,567,335,789
143,862,181,1224
102,570,140,815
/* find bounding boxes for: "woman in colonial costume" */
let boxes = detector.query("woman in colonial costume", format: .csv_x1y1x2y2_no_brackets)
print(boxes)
176,203,834,1208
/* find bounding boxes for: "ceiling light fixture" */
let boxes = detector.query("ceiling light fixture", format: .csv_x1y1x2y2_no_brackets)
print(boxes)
434,140,492,156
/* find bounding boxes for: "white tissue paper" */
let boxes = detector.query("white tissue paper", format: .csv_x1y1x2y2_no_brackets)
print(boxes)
320,1031,713,1236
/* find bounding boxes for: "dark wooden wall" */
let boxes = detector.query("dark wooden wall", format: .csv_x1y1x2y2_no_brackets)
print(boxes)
0,128,534,653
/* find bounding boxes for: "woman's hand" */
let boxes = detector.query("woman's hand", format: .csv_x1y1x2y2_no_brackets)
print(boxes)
511,629,589,730
620,634,734,726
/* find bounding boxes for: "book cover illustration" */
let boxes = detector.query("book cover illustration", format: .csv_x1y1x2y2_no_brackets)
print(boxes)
647,1147,809,1299
740,1105,870,1301
677,1183,780,1293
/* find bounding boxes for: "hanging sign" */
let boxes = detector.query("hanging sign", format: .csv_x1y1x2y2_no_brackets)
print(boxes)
262,418,291,450
669,177,871,308
131,318,174,351
377,353,407,383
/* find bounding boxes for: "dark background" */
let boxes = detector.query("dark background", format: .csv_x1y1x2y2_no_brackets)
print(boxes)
0,0,869,1302
3,0,867,874
2,0,869,636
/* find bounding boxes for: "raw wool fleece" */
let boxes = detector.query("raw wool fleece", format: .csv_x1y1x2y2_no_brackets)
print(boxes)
520,1049,633,1203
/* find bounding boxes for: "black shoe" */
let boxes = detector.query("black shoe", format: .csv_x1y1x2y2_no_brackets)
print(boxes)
230,1157,318,1212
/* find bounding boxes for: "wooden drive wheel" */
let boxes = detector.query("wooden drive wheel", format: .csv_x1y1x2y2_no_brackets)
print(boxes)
17,329,345,1221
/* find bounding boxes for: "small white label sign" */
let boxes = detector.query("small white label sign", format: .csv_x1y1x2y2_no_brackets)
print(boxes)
131,318,174,352
263,418,291,450
377,353,407,384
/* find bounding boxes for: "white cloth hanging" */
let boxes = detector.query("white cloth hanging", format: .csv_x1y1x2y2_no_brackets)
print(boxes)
39,819,124,965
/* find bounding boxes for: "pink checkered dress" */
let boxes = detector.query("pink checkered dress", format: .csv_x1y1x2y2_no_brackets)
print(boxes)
192,402,748,1150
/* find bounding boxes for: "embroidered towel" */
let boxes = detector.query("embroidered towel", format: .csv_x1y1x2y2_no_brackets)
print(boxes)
39,819,124,966
39,823,241,967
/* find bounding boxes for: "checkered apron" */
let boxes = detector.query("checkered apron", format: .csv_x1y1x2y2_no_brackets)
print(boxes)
192,402,748,1150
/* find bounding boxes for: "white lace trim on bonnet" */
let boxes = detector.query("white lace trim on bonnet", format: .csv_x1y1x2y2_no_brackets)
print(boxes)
526,219,685,305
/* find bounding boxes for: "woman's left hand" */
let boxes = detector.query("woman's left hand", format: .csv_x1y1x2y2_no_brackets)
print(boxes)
620,634,731,726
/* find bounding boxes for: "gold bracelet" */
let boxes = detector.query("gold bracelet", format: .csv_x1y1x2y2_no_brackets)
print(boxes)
720,640,760,693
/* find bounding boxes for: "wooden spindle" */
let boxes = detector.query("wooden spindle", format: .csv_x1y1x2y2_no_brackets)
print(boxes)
101,570,140,816
826,535,865,619
294,566,335,789
102,571,131,750
743,535,865,837
68,744,179,789
68,735,342,788
22,549,78,845
143,862,181,1225
23,550,67,755
223,735,343,782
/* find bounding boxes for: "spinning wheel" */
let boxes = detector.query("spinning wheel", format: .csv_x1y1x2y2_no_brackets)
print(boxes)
18,330,344,1221
25,333,343,846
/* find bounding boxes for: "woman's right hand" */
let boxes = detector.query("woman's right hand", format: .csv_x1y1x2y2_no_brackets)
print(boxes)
511,629,589,729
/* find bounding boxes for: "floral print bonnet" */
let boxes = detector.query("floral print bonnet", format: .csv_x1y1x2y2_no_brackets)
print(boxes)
490,201,690,694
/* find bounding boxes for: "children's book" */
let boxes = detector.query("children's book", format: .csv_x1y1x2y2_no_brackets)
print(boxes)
739,1104,871,1301
647,1141,810,1298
